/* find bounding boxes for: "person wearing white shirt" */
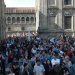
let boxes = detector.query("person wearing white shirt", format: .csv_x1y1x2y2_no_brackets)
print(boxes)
31,45,37,54
51,55,60,66
7,73,15,75
33,59,45,75
38,45,44,51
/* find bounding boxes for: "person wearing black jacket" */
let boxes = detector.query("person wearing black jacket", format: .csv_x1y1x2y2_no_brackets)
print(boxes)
44,60,51,75
0,52,5,75
22,63,31,75
12,58,20,75
43,60,56,75
60,62,71,75
27,43,32,59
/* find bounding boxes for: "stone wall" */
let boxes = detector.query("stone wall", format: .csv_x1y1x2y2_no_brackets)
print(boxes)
5,8,36,36
37,0,75,37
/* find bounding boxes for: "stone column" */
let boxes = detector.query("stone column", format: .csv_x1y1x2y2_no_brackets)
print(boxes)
58,0,63,29
74,0,75,31
35,0,40,31
73,0,75,36
0,0,6,40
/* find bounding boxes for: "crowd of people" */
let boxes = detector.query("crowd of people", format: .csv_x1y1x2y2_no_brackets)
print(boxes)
0,34,75,75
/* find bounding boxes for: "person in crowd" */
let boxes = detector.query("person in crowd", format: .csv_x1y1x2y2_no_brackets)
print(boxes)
41,53,47,65
22,63,31,75
18,56,23,74
31,54,36,67
70,62,75,75
27,43,32,59
43,59,55,75
72,51,75,63
33,59,45,75
12,58,20,75
46,52,52,62
60,62,71,75
38,45,44,51
64,56,72,68
8,50,13,63
5,48,9,65
63,56,72,74
31,45,37,55
51,55,60,66
0,34,75,75
0,51,5,75
21,56,27,73
52,45,59,53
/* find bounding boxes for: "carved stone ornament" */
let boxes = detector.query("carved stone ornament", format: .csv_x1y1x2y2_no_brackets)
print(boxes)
63,9,73,15
48,9,57,16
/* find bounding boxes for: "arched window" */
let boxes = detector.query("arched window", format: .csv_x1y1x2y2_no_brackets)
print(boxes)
31,17,34,23
21,17,25,23
12,17,15,23
7,17,11,23
17,17,20,23
26,17,29,23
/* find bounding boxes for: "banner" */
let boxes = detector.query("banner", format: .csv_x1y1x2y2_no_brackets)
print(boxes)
28,29,30,41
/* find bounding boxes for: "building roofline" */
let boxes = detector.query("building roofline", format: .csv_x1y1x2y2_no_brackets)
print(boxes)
6,7,35,9
5,7,35,14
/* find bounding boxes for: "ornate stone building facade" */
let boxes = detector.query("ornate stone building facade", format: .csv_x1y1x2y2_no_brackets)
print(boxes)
5,8,36,37
0,0,6,40
2,0,75,38
36,0,75,37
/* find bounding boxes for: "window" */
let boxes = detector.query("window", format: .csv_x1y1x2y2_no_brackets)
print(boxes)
64,0,71,5
21,27,25,31
17,17,20,23
64,16,71,29
26,17,29,23
48,0,55,5
7,17,11,23
21,17,25,23
12,17,15,23
31,17,34,23
8,27,11,31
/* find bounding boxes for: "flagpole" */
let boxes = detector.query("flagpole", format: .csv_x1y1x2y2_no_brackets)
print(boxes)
28,28,30,41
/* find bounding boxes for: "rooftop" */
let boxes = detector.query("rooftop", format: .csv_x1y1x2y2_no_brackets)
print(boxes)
5,7,35,13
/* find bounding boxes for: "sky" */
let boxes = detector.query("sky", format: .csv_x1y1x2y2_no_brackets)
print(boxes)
4,0,35,7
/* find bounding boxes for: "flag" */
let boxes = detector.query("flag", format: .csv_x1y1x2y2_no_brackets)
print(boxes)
28,29,30,41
